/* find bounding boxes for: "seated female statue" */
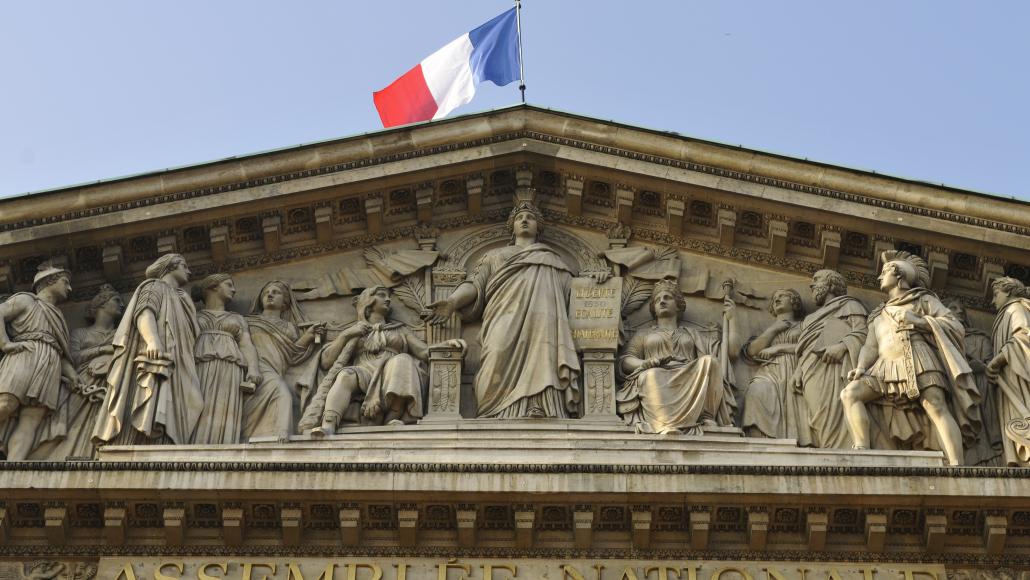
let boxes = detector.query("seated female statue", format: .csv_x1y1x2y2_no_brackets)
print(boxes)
617,279,740,434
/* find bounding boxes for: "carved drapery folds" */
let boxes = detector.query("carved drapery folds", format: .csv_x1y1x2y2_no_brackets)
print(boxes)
0,201,1024,468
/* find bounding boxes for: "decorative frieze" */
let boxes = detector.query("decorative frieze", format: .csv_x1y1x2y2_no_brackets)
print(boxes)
768,218,788,258
565,175,584,217
157,233,177,256
821,229,841,269
416,184,434,224
222,504,245,546
573,507,594,549
456,505,477,548
0,505,9,544
747,508,769,551
514,506,535,549
690,508,711,550
281,504,303,546
616,185,635,224
364,196,383,234
929,249,950,291
397,505,419,547
632,506,653,550
984,513,1008,556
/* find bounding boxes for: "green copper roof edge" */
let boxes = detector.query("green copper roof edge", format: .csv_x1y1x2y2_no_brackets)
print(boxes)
1,102,1021,205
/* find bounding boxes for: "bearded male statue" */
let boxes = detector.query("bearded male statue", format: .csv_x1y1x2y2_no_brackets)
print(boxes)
792,270,868,448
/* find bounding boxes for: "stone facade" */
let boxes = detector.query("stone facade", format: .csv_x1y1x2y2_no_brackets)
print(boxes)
0,105,1028,576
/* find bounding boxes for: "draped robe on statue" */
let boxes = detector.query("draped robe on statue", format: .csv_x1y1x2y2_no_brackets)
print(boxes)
963,326,1002,466
991,298,1030,466
616,324,731,434
741,323,803,440
30,325,113,459
864,289,981,452
0,293,71,455
299,322,426,429
792,295,867,448
459,243,581,418
192,310,250,444
244,316,318,439
93,279,203,445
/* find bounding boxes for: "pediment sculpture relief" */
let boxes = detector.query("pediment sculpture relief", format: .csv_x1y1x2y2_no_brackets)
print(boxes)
1,206,1028,467
425,197,605,419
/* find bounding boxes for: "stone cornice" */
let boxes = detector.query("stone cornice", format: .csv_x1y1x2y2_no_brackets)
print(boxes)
1,460,1029,478
0,544,1024,566
2,107,1027,236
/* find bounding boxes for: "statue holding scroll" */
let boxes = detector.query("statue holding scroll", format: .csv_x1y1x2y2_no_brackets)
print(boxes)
426,200,604,418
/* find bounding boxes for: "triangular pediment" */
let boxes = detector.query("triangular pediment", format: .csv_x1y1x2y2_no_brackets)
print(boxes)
1,104,1029,563
0,104,1025,310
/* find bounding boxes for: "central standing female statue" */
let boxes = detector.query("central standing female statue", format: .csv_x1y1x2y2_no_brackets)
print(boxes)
427,200,599,418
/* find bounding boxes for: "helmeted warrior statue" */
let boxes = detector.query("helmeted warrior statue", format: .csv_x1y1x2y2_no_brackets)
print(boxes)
840,251,980,465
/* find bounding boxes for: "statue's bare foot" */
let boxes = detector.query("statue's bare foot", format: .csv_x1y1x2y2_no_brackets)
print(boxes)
527,403,546,419
276,433,291,444
387,419,404,426
310,427,326,439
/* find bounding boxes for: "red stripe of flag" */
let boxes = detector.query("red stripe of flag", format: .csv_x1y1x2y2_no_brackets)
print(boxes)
373,64,439,128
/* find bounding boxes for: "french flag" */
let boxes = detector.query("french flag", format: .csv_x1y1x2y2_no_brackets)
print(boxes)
374,8,520,128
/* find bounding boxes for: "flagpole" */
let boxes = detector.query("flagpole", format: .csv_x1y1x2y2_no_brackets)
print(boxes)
515,0,526,103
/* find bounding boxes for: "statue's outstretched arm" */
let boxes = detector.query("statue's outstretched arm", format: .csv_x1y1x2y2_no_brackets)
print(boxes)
426,283,477,325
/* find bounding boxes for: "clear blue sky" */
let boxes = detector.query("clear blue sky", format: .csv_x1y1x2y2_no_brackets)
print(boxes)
2,1,1028,199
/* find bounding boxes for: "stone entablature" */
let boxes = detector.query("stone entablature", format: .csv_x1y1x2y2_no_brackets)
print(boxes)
0,443,1028,559
2,106,1030,575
